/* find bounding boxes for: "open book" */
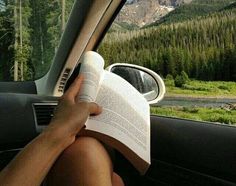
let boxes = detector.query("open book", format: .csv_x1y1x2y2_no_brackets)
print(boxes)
77,51,150,175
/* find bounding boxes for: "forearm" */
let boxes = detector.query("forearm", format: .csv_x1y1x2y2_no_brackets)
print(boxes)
0,125,71,186
0,75,101,186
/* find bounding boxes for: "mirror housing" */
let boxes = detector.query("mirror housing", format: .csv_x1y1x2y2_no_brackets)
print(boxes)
106,63,165,104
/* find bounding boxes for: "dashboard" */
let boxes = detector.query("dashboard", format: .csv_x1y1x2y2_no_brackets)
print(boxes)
0,93,58,152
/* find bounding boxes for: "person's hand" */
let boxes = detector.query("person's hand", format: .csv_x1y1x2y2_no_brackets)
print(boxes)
44,75,102,147
0,76,101,186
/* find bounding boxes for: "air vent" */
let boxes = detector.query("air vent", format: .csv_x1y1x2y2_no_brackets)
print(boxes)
58,68,71,92
32,103,57,131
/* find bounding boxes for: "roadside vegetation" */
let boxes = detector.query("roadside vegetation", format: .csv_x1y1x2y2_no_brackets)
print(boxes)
153,72,236,124
164,75,236,98
157,74,236,124
151,106,236,125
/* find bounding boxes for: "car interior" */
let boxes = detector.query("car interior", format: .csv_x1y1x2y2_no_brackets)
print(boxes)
0,0,236,185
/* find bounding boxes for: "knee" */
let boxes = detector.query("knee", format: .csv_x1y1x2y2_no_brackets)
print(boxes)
47,137,114,185
59,136,112,169
62,137,102,159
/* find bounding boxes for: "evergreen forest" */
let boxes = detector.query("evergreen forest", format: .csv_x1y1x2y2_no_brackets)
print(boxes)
1,0,236,83
99,0,236,82
0,0,74,81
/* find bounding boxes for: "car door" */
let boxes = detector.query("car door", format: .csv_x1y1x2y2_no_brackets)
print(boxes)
97,0,236,185
113,116,236,186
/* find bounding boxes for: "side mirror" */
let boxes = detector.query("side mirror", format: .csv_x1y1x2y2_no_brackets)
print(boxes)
106,63,165,104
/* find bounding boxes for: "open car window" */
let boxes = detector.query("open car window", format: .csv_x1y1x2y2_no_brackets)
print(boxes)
0,0,75,81
98,0,236,126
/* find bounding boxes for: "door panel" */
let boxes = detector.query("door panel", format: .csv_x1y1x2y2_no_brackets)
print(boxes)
115,116,236,185
149,115,236,183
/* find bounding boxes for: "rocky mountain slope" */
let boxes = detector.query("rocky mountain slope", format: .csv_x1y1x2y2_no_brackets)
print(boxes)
115,0,192,27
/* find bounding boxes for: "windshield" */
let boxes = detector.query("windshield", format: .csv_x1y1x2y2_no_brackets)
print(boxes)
0,0,74,81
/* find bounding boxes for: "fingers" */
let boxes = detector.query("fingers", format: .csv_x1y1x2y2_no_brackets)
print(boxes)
62,74,102,116
65,75,84,100
88,102,102,116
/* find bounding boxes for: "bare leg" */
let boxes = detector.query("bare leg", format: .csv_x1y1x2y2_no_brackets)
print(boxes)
47,137,124,186
112,172,125,186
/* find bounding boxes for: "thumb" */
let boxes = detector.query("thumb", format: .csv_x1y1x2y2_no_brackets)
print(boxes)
88,102,102,116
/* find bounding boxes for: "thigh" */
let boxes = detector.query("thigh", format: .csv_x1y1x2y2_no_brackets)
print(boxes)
46,137,114,186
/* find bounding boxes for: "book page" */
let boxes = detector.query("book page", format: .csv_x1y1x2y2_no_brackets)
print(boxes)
85,71,150,164
77,51,104,102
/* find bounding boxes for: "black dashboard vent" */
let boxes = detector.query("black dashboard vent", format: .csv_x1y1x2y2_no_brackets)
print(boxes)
58,68,71,93
33,103,57,129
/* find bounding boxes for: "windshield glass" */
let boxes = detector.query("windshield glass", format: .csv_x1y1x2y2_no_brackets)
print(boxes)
0,0,74,81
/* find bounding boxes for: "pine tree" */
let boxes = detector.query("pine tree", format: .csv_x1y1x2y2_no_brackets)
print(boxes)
99,7,236,81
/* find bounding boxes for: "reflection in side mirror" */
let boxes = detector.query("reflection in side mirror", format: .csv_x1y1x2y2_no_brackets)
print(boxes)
111,67,158,100
106,63,165,104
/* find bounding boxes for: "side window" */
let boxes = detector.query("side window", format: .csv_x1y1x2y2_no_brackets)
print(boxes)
98,0,236,126
0,0,75,81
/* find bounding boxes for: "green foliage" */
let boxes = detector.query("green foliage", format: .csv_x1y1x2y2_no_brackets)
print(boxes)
166,74,174,80
109,22,139,33
182,84,211,91
30,0,74,79
181,71,189,82
99,6,236,82
0,1,13,80
222,2,236,11
0,0,74,81
165,74,175,86
174,75,185,87
166,79,236,97
174,71,189,87
182,107,199,114
218,85,230,91
151,106,236,125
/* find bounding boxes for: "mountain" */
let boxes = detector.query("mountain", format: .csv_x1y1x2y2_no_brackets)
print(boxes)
150,0,235,26
114,0,192,28
99,6,236,81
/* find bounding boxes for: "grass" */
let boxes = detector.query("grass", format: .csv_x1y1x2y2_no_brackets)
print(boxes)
153,79,236,125
165,79,236,98
151,106,236,125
